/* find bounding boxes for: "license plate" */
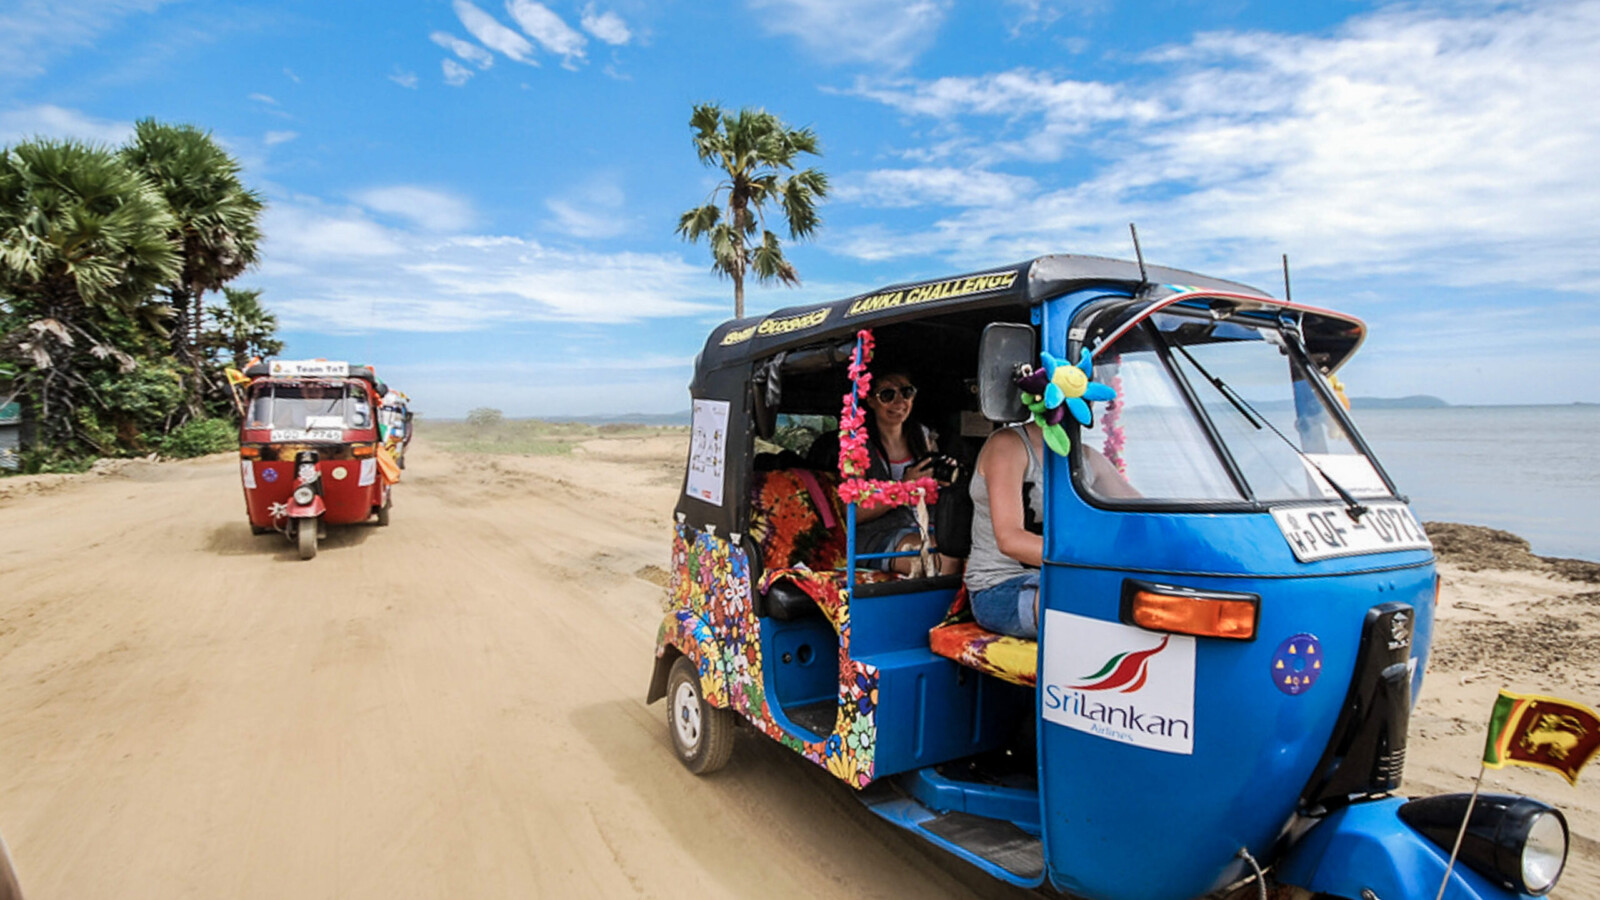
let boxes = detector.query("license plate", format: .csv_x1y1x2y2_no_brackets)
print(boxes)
1271,502,1432,562
270,429,344,442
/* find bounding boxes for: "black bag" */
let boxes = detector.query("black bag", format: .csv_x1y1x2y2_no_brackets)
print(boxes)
933,471,975,558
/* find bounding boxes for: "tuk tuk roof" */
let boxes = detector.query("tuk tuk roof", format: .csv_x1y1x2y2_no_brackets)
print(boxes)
695,254,1276,372
244,359,388,395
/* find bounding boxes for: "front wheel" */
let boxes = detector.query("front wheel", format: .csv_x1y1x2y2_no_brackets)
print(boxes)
667,656,734,774
297,520,318,560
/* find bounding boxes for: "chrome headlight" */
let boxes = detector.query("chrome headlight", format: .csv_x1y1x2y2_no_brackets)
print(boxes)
1521,808,1567,893
1400,793,1568,895
293,485,315,505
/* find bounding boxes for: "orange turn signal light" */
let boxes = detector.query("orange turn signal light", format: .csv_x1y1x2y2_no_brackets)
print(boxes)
1121,581,1259,641
239,446,260,459
352,444,376,457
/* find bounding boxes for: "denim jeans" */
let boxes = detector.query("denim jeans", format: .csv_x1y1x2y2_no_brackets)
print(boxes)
970,571,1039,638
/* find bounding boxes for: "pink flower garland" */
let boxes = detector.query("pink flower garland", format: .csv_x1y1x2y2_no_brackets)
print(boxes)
1102,369,1126,474
837,328,940,510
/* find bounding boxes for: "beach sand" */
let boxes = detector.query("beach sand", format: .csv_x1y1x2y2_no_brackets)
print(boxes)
0,432,1594,898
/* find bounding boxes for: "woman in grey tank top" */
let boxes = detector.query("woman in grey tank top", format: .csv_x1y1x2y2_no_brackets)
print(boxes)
965,422,1045,638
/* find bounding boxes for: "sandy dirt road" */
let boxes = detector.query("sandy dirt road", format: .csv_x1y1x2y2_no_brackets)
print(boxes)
0,436,1035,900
1,434,1595,899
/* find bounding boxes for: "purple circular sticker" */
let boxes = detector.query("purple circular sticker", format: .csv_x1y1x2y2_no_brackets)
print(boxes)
1272,633,1322,696
261,467,278,483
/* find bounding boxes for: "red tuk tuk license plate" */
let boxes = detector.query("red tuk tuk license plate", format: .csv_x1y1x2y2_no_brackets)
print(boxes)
270,428,343,442
1271,502,1431,563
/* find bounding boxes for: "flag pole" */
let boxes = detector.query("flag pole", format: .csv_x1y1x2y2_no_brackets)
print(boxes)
1434,762,1486,900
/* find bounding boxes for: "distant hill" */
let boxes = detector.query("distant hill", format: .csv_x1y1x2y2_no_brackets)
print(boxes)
1349,395,1449,410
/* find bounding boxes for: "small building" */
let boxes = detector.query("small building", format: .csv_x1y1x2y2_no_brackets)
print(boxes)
0,392,22,471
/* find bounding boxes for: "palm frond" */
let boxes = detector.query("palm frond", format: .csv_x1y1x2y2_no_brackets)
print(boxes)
751,231,799,287
675,204,720,241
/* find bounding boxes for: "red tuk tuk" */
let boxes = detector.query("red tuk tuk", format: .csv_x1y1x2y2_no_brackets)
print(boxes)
238,359,395,559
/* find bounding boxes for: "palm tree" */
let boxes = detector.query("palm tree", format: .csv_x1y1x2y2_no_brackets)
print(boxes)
676,104,829,319
201,286,283,369
120,119,263,415
0,138,181,453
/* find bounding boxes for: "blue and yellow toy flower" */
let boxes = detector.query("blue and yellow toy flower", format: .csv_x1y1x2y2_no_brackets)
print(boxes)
1015,349,1117,456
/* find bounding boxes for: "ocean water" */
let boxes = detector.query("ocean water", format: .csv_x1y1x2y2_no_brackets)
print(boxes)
1352,405,1600,563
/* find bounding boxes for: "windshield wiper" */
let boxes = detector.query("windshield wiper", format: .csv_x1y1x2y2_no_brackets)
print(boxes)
1171,344,1369,521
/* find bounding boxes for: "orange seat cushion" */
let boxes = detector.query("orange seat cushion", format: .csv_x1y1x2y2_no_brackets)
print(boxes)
928,621,1038,687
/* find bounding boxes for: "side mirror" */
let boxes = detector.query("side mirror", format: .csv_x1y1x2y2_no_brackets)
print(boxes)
977,323,1034,423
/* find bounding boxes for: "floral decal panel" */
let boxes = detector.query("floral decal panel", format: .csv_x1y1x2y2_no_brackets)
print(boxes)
659,522,880,787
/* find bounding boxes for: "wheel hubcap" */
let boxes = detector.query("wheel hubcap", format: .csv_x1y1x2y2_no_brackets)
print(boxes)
672,682,702,749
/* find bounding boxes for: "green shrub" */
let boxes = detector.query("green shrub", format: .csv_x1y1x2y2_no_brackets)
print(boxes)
158,418,237,458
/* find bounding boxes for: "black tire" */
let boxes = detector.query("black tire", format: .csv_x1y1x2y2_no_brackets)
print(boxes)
297,520,318,560
251,525,271,536
666,656,734,774
375,497,391,527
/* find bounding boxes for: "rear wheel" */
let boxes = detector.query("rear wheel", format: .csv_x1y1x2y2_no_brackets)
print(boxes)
297,520,318,560
666,656,734,774
375,496,391,527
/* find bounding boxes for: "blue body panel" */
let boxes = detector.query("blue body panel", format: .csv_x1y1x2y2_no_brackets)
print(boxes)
1275,797,1542,900
1033,292,1441,900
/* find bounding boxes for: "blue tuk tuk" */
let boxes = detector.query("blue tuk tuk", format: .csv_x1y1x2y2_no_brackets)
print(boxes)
648,255,1569,899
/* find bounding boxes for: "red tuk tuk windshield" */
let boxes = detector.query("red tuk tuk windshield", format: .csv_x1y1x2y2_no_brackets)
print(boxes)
1078,310,1395,505
246,382,374,434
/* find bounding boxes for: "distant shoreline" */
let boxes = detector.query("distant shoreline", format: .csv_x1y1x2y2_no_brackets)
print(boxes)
1423,521,1600,579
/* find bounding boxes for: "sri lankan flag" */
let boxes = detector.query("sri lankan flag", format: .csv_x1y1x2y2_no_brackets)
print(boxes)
224,367,251,387
1483,690,1600,785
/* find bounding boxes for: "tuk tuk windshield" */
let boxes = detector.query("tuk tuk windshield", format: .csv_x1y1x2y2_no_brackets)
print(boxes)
1079,311,1392,505
246,382,373,433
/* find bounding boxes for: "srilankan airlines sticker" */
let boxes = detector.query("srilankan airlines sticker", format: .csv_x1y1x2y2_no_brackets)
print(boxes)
1041,610,1196,755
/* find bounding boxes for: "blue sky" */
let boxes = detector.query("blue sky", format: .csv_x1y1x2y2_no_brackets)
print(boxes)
4,0,1597,417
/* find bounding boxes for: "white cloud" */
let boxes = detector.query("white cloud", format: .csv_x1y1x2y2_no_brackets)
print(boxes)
389,68,419,89
544,175,630,238
836,1,1600,292
263,130,298,146
746,0,952,67
505,0,586,66
249,92,279,105
430,30,495,68
260,204,408,264
1002,0,1099,35
254,205,723,333
0,104,130,145
453,0,538,64
580,5,631,45
834,167,1038,208
356,185,476,232
442,58,474,86
0,0,182,79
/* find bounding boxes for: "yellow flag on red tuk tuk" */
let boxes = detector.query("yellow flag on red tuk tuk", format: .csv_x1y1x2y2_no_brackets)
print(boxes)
376,444,401,485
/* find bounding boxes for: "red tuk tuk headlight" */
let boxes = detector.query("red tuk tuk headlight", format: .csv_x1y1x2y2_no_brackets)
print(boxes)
1120,580,1259,641
293,485,316,506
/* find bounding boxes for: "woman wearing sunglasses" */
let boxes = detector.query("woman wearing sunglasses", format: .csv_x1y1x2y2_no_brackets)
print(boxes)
856,370,962,577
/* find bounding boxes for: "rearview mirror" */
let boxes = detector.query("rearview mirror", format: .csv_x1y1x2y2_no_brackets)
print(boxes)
977,323,1034,424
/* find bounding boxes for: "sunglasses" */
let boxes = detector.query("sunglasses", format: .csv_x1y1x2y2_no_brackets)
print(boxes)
873,385,917,403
